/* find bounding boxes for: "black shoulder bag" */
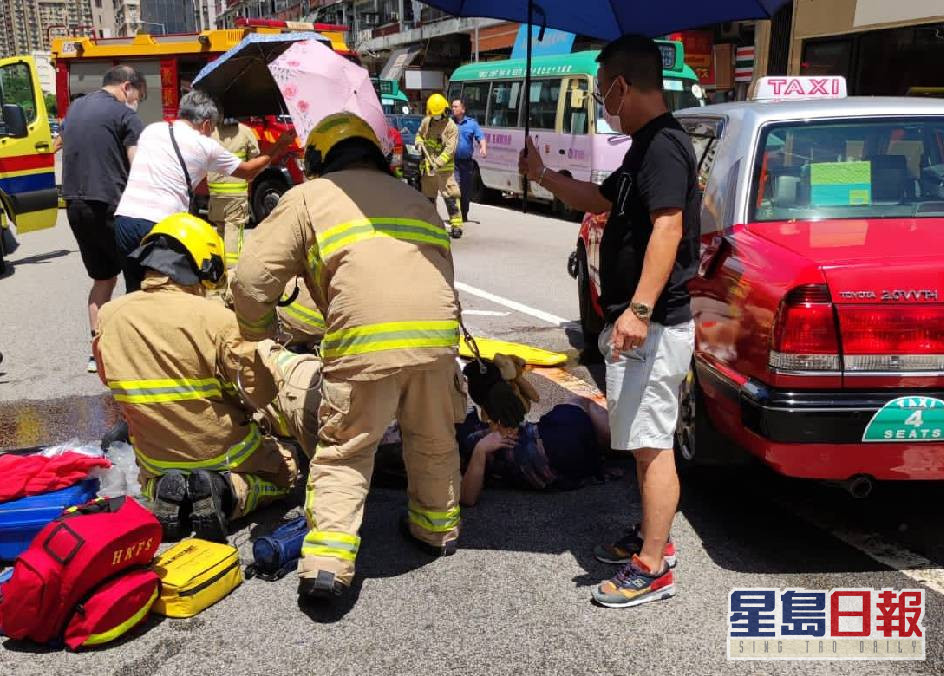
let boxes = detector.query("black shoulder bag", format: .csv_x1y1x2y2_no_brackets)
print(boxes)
167,121,199,216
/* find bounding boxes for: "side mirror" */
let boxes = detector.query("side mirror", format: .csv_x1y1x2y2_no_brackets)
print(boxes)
570,89,586,108
1,104,28,138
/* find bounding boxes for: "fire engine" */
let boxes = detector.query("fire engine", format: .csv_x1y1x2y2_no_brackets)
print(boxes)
50,20,353,222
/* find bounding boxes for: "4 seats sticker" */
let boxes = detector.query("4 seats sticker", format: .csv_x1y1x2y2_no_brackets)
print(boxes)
862,397,944,442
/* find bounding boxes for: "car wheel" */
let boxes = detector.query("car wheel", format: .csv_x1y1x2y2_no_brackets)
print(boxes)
576,246,603,362
250,176,289,226
674,367,727,474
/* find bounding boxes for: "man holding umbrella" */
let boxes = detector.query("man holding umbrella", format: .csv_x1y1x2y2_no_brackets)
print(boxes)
520,34,699,610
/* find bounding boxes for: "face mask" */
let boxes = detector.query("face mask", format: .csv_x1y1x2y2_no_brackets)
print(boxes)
601,78,626,134
125,99,139,112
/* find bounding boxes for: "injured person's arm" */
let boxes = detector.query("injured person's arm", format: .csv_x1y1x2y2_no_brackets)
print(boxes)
460,430,516,507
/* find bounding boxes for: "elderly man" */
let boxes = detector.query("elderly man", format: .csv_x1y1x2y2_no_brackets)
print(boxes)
113,90,295,291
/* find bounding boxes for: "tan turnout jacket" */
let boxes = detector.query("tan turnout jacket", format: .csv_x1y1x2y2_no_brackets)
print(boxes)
94,275,278,476
232,167,459,380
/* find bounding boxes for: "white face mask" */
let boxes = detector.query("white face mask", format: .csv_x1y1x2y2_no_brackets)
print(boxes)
125,99,139,112
601,78,626,134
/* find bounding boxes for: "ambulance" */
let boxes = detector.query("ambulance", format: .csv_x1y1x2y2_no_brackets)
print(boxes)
0,55,57,274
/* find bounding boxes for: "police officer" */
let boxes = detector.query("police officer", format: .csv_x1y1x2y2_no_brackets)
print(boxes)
416,93,463,238
232,113,465,602
208,118,260,269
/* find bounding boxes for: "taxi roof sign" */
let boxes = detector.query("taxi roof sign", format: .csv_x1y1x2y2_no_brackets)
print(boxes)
751,76,847,101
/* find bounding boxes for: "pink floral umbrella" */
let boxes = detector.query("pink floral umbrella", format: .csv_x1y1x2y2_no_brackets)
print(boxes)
269,39,392,156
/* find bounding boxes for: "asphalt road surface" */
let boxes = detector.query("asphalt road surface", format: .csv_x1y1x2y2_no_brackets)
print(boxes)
1,204,942,675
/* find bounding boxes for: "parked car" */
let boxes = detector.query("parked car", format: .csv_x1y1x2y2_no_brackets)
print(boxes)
386,113,423,189
570,76,944,488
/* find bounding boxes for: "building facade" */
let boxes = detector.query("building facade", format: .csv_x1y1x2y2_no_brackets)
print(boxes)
789,0,944,96
1,0,96,56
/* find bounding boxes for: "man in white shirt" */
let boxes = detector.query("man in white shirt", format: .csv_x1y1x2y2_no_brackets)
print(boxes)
114,90,294,291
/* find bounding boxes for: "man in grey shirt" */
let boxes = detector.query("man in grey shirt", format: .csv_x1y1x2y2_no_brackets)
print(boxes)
61,65,145,373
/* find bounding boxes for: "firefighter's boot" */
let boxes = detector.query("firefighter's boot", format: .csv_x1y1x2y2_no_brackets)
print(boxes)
189,469,235,542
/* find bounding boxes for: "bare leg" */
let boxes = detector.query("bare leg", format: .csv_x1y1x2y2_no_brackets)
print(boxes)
88,277,117,333
633,447,679,572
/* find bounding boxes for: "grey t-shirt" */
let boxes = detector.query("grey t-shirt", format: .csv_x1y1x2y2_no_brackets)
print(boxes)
61,89,143,206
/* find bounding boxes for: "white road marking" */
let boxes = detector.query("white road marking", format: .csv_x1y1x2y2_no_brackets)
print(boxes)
455,281,569,326
461,310,510,317
775,497,944,596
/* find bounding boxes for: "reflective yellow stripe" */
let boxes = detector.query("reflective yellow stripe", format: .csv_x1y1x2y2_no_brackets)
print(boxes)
244,474,286,514
321,320,459,359
208,182,249,195
408,501,460,533
237,309,275,330
82,586,159,647
317,217,450,259
133,423,262,473
281,302,325,331
301,530,360,562
108,377,222,404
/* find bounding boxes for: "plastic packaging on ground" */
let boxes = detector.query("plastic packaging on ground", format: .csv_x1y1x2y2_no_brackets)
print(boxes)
94,442,143,500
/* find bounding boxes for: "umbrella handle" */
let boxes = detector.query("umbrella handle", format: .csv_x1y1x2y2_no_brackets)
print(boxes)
521,2,547,215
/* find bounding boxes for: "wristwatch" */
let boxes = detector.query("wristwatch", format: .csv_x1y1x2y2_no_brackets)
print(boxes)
629,301,653,323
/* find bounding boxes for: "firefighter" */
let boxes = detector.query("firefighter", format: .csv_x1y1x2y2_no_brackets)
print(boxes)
93,213,302,543
208,118,260,269
416,93,463,239
232,112,465,602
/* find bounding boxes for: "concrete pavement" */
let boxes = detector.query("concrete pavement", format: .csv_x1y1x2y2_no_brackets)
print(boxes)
0,206,941,675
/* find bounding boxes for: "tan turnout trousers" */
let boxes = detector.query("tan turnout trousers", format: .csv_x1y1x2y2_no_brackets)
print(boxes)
300,356,465,585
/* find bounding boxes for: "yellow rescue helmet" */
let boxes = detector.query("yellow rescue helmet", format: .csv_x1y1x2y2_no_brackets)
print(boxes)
426,93,449,117
142,212,225,289
303,112,382,179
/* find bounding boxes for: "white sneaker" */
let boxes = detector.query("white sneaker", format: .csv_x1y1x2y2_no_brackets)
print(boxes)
87,355,97,373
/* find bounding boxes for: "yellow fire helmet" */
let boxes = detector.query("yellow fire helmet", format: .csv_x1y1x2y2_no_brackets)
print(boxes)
303,112,382,179
142,212,225,289
426,93,449,117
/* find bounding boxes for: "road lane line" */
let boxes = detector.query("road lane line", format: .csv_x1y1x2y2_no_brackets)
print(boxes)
532,367,607,407
455,281,569,326
774,497,944,596
462,310,510,317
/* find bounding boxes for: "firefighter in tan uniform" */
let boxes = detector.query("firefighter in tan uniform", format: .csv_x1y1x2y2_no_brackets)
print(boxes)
416,93,463,239
232,113,465,602
93,213,304,543
209,120,260,269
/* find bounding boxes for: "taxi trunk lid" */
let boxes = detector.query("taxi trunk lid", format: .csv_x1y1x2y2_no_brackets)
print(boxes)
750,218,944,381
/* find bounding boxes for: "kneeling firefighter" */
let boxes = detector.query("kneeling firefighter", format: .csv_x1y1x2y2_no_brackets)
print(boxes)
93,213,302,542
232,112,465,602
416,93,463,239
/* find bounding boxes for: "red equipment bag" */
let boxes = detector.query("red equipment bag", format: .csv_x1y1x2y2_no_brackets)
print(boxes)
63,567,160,650
0,496,161,646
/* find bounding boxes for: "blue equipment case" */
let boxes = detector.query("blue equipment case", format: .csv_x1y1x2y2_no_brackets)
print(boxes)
246,516,308,581
0,479,100,560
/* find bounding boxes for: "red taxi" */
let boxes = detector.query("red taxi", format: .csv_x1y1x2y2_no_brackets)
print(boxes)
571,76,944,486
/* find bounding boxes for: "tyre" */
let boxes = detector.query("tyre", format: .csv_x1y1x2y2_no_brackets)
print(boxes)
250,176,290,226
576,246,603,361
470,163,497,204
674,367,728,474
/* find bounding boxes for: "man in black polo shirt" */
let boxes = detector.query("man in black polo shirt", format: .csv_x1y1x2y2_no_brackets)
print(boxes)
519,34,698,609
61,65,145,373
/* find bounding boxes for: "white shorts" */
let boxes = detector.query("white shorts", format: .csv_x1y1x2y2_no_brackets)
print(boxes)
599,320,695,451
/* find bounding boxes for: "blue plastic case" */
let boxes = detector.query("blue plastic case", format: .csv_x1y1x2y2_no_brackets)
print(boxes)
0,479,99,560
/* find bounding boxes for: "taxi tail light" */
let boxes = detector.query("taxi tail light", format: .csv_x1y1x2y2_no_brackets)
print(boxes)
838,305,944,372
769,285,840,371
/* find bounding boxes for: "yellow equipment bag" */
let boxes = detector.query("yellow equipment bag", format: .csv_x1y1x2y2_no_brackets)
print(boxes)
459,336,568,367
151,539,242,618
